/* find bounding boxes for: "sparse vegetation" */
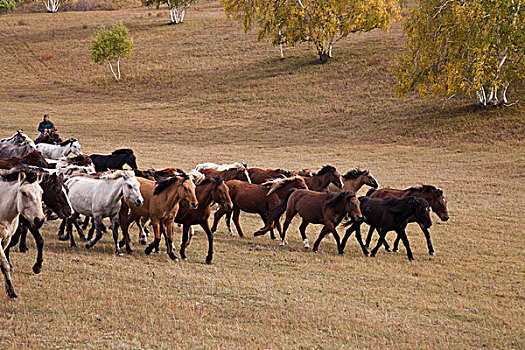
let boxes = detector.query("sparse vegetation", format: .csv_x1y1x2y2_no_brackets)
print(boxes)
90,22,133,81
0,2,523,349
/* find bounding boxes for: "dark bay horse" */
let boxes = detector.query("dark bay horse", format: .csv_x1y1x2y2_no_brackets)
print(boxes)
5,172,72,274
211,176,308,239
304,165,343,192
0,150,50,169
341,196,432,260
90,149,138,172
38,130,62,144
247,168,291,184
267,189,363,254
328,169,379,193
365,185,448,256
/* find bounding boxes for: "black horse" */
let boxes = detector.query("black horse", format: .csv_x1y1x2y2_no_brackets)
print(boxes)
6,172,72,274
89,148,138,172
339,196,432,260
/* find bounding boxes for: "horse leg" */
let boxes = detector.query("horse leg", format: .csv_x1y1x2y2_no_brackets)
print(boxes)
201,223,214,264
19,224,28,253
5,226,23,270
370,229,388,257
312,226,330,252
280,209,297,246
330,227,344,255
299,219,310,249
367,225,391,251
180,225,190,261
85,216,103,249
87,221,95,241
111,215,123,257
144,222,161,256
58,219,67,240
58,217,71,241
0,239,17,300
28,225,44,274
225,211,235,237
253,213,273,237
232,207,244,237
211,205,227,234
73,216,85,241
417,223,435,256
81,216,90,230
353,224,370,256
118,202,135,254
137,217,147,245
165,219,178,261
273,220,283,241
396,229,414,261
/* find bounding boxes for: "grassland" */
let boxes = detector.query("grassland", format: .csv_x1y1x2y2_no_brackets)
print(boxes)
0,2,524,349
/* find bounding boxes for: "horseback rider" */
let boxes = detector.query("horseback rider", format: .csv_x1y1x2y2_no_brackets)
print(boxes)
35,114,56,144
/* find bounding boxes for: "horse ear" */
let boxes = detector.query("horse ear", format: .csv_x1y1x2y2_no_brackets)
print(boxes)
18,171,26,183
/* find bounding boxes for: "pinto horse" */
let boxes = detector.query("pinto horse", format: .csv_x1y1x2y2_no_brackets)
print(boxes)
0,150,50,169
90,149,138,172
341,196,432,260
328,168,379,193
211,176,308,239
364,185,449,256
304,165,343,192
119,174,198,261
266,189,363,254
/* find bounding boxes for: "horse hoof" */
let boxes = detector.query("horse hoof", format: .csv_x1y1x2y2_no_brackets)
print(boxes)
144,247,152,255
393,249,399,253
118,240,125,248
430,252,435,257
168,253,179,261
32,264,42,274
126,250,133,255
19,247,28,253
71,244,78,249
366,253,371,257
115,251,124,257
205,257,213,265
385,247,392,253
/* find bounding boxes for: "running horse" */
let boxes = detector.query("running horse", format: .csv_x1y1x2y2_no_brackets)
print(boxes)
247,168,291,184
304,165,343,192
266,188,363,254
364,185,449,256
199,165,252,183
328,168,379,193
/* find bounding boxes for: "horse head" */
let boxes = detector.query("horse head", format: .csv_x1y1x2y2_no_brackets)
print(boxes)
211,176,233,211
42,173,73,219
121,171,143,207
16,169,45,229
319,165,343,189
413,197,432,228
344,192,363,223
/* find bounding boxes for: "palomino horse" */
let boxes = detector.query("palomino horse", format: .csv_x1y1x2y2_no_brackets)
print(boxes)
63,170,143,255
0,168,45,300
0,139,36,159
119,174,198,261
211,176,308,239
0,150,50,169
6,172,73,275
364,185,449,256
176,177,233,264
90,149,138,172
341,196,432,261
266,189,363,254
36,138,82,159
304,165,343,192
328,169,379,193
247,168,291,184
199,165,252,183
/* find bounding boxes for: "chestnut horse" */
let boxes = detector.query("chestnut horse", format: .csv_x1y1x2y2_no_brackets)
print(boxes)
211,176,308,239
266,189,363,254
328,168,379,193
247,168,291,184
341,196,432,260
119,174,198,261
0,150,50,169
304,165,343,192
364,185,449,256
200,166,252,183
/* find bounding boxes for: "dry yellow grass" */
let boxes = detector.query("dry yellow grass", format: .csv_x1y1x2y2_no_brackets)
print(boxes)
0,2,524,349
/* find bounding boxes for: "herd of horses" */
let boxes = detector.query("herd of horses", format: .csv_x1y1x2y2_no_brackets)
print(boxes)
0,129,449,300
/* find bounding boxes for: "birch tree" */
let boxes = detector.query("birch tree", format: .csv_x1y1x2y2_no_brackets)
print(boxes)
222,0,400,62
143,0,198,24
42,0,61,13
395,0,525,107
90,23,134,82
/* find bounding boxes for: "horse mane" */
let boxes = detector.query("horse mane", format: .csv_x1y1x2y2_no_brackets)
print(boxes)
154,175,189,195
0,168,39,183
325,191,354,208
197,176,223,187
59,138,77,146
112,148,134,155
262,176,303,196
316,165,336,176
342,168,367,179
406,184,443,197
382,196,427,214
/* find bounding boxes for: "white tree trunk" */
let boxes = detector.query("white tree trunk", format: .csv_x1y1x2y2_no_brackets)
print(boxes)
108,60,119,81
278,30,284,58
167,1,187,24
116,58,121,81
42,0,61,12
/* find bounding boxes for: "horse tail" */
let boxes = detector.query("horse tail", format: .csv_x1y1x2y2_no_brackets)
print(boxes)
366,188,376,197
267,188,296,223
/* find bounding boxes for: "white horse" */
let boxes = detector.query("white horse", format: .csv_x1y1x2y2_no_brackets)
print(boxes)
0,169,45,300
65,170,143,256
1,130,35,147
0,139,37,159
36,138,82,159
195,161,247,172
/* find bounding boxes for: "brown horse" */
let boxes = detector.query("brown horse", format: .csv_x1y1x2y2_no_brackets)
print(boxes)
328,168,379,193
39,130,62,144
290,168,313,177
200,166,252,183
119,174,198,261
247,167,291,184
211,176,308,239
341,196,432,260
0,150,50,169
304,165,343,192
364,185,449,256
267,189,363,254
